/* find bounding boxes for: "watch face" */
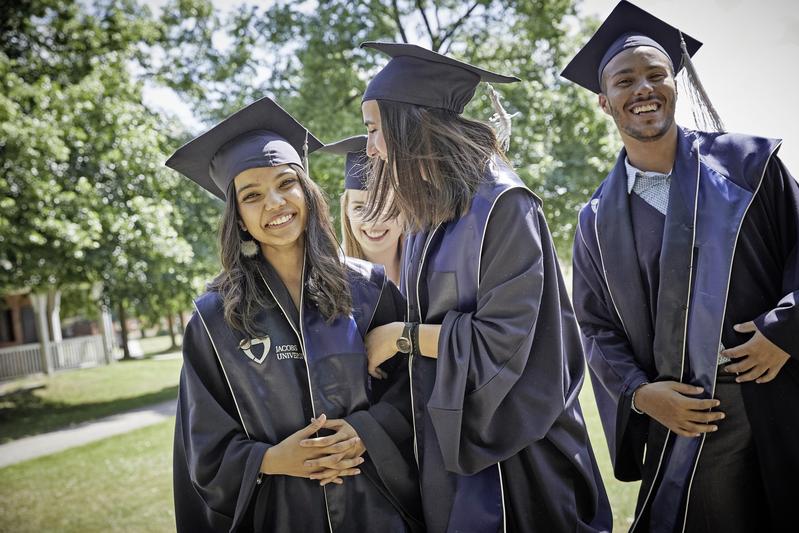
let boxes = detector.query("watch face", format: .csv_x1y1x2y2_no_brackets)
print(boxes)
396,337,412,354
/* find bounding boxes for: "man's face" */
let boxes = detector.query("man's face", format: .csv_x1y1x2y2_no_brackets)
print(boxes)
598,46,677,142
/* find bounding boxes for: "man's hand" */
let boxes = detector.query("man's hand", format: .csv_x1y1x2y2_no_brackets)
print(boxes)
299,418,366,486
634,381,724,438
365,322,403,379
722,321,791,384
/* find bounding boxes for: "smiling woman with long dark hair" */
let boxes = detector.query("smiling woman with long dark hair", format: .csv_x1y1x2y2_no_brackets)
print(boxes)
166,97,421,533
359,42,611,533
209,161,351,337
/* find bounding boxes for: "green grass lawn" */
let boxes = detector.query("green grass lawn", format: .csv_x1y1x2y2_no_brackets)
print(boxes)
0,382,639,532
136,334,182,356
0,328,639,530
0,419,176,533
579,377,640,530
0,357,182,443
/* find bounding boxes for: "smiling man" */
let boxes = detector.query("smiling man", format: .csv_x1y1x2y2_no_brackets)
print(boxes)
562,1,799,532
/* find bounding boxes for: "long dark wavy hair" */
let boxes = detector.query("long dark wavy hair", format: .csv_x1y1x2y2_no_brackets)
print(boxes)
365,99,505,231
207,163,352,337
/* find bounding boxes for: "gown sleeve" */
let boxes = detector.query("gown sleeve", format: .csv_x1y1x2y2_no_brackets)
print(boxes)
346,280,423,531
572,217,650,480
174,313,271,532
752,156,799,357
426,189,574,475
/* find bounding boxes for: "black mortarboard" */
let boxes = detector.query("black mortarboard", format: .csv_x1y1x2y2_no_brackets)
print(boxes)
319,135,369,190
561,0,702,94
165,97,323,199
361,42,520,114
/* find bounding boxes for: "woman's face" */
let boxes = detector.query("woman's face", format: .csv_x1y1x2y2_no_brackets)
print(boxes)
362,100,387,161
345,189,402,258
233,164,307,252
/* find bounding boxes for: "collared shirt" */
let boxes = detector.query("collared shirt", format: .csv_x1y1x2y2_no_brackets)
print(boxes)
625,157,672,215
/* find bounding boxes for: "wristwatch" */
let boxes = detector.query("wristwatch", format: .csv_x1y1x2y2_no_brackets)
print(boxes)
395,322,414,354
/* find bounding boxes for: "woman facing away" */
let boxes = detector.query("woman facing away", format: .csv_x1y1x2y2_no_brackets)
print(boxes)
321,135,404,285
165,97,422,533
359,42,612,533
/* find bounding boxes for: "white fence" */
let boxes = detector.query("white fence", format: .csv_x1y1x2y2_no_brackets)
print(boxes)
0,335,108,380
50,335,107,371
0,342,43,378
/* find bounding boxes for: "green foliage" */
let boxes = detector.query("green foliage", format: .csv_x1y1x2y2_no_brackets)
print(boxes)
1,0,619,325
154,0,619,259
0,0,219,321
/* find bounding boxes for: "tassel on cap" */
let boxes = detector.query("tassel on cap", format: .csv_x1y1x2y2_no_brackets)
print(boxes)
302,129,309,171
486,83,520,152
679,32,725,132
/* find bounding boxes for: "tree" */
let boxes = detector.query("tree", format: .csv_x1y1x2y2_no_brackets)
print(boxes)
0,0,220,357
1,0,618,362
152,0,619,259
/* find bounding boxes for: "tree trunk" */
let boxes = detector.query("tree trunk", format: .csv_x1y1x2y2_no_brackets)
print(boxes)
30,293,53,375
177,311,186,335
48,289,63,367
166,313,177,349
97,303,115,364
118,303,132,360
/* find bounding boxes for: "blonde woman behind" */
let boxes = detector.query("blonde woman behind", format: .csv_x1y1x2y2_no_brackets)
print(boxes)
322,136,403,285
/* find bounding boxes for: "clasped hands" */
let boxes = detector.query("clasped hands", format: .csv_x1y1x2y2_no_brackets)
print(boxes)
634,320,790,438
260,414,366,486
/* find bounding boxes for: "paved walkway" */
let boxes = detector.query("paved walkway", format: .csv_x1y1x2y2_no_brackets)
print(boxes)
0,399,177,468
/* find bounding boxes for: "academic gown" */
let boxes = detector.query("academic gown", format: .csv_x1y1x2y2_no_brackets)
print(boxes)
573,127,799,532
402,159,612,533
173,256,423,533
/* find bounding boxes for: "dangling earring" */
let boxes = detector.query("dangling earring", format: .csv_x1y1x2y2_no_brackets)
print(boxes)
240,239,258,258
238,221,258,258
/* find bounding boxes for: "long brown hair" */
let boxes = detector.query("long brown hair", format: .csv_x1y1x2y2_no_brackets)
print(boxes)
365,100,505,231
208,164,352,337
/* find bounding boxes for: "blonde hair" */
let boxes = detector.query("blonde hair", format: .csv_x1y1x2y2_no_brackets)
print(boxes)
340,189,404,264
340,190,366,259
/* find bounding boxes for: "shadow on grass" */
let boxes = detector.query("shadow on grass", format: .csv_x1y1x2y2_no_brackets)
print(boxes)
0,385,178,444
146,346,182,357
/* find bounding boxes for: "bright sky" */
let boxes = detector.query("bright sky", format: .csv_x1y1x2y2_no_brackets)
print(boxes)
579,0,799,171
142,0,799,172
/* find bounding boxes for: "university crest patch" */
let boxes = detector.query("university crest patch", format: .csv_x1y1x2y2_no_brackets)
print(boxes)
238,335,271,364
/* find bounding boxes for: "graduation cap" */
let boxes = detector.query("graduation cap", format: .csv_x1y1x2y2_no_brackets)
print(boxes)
361,41,520,114
561,0,724,131
319,135,369,190
561,0,701,94
165,97,323,200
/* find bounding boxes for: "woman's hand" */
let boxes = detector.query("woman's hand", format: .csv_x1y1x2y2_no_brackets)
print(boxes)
260,414,362,485
299,418,366,486
365,322,403,378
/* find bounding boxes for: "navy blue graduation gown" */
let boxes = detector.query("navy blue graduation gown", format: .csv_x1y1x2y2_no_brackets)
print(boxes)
573,127,799,532
173,256,423,532
403,159,611,533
